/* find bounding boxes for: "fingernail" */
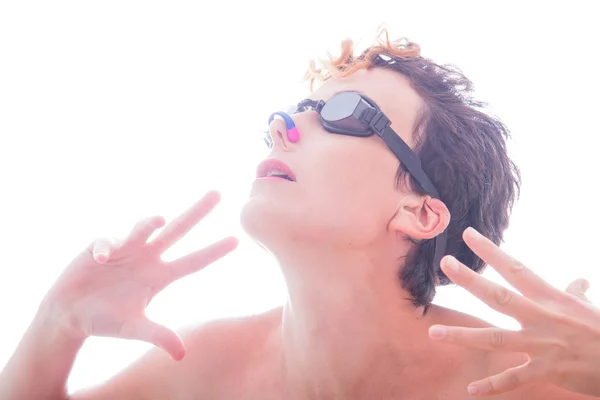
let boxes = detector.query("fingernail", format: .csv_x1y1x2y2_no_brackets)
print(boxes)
446,257,459,272
581,279,590,292
468,385,479,394
429,325,446,339
152,217,164,228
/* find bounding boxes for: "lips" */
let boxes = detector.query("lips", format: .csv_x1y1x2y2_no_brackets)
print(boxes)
256,158,297,182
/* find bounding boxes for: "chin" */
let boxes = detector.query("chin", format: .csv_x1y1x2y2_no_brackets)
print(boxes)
240,195,322,253
240,196,362,254
240,195,293,245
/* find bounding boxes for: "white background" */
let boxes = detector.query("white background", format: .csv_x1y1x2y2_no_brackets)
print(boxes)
0,0,598,393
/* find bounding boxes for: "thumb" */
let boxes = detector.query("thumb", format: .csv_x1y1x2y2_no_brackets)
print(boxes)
132,319,186,361
566,278,591,303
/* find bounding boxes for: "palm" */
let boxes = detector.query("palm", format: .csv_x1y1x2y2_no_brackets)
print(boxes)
43,191,238,360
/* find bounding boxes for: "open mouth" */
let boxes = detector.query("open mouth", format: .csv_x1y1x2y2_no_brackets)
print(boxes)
256,158,297,182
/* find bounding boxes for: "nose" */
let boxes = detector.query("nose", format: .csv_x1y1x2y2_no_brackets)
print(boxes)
267,111,300,149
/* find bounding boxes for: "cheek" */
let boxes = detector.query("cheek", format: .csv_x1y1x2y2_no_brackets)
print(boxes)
302,141,397,241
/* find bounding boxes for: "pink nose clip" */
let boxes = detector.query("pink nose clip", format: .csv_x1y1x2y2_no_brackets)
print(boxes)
267,111,300,142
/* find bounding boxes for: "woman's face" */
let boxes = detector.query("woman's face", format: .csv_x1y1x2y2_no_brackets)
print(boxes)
240,67,426,253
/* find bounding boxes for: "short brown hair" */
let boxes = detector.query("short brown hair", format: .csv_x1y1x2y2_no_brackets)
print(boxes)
305,28,521,315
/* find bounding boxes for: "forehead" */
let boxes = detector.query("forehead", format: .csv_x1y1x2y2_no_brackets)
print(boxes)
309,68,424,147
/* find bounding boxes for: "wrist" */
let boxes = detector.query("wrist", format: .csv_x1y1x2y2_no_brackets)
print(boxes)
35,298,88,346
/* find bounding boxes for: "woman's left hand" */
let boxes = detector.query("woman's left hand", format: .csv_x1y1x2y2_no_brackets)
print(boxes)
428,227,600,397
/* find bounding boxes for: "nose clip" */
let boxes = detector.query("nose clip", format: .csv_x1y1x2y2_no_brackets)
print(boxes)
268,111,300,143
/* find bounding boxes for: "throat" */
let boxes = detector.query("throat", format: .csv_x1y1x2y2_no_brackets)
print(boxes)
280,297,437,399
275,244,441,398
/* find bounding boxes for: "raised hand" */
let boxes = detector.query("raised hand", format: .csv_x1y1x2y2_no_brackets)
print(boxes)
41,191,238,361
428,227,600,397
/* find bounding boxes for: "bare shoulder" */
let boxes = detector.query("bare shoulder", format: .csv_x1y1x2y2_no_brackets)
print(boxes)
426,306,499,387
174,306,283,387
181,305,284,390
429,304,499,366
71,307,283,400
431,304,496,328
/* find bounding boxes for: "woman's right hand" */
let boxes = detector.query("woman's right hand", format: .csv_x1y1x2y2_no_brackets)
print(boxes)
39,190,238,361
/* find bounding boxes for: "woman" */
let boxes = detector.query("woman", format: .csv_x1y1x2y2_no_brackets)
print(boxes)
1,29,599,399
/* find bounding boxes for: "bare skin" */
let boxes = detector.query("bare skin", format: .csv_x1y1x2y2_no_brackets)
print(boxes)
0,193,594,399
1,68,597,400
72,307,592,399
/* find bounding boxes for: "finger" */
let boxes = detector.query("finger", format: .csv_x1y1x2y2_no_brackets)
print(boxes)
150,191,221,253
130,319,186,361
163,236,239,284
122,215,166,248
566,278,591,303
92,237,123,264
466,362,539,396
463,227,558,301
441,255,546,324
428,325,539,353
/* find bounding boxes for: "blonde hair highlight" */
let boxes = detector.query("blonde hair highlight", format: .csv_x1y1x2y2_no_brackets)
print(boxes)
304,27,422,91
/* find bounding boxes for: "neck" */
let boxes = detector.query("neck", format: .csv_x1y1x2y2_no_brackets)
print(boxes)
275,242,439,399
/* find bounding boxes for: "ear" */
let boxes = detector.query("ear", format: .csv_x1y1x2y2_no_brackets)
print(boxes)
389,195,450,240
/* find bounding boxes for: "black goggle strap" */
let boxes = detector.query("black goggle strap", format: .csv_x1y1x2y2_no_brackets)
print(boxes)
382,124,448,270
362,108,448,270
361,109,439,199
433,230,448,274
383,127,439,197
298,97,446,269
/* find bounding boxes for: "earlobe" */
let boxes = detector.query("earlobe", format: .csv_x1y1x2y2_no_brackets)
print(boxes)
389,196,450,240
